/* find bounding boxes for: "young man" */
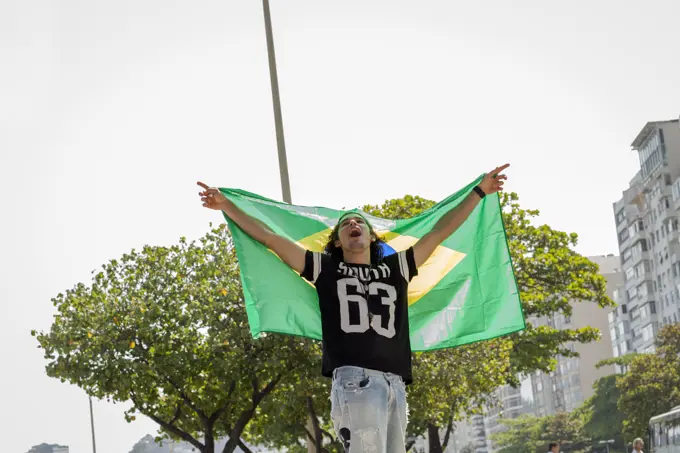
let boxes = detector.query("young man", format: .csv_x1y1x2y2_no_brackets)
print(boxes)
197,164,508,453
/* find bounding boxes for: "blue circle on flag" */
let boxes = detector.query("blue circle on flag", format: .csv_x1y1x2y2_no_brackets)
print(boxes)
380,241,397,257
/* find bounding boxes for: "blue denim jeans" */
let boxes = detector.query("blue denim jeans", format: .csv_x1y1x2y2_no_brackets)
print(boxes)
330,366,408,453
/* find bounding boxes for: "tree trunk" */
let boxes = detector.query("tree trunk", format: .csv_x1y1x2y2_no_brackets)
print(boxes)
307,396,324,452
428,423,444,453
204,422,215,453
222,408,255,453
305,417,316,452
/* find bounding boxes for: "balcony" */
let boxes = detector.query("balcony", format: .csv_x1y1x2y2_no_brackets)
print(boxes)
629,250,651,267
658,206,672,223
668,228,680,245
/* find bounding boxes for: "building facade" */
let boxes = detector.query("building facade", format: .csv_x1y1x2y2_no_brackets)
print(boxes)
530,255,621,416
448,254,623,453
612,119,680,356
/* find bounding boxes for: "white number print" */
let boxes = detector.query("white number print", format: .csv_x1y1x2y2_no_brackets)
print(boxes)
369,282,397,338
337,278,398,338
337,279,370,333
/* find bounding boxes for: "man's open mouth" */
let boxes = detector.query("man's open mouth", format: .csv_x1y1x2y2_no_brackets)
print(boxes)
349,228,362,238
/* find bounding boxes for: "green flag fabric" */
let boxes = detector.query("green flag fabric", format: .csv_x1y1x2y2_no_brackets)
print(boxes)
220,176,524,351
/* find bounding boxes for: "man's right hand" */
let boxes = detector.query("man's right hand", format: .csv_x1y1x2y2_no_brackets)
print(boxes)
198,182,228,210
196,181,306,273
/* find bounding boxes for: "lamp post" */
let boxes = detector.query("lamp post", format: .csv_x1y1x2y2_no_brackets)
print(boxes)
89,396,97,453
261,0,292,204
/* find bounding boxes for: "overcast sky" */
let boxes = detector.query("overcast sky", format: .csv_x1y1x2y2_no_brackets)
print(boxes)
2,0,679,452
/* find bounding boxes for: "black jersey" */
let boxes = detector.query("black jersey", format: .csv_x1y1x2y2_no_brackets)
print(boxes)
301,247,418,384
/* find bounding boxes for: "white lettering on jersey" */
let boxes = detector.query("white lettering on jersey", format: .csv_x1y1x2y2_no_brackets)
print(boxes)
337,278,398,338
337,261,392,281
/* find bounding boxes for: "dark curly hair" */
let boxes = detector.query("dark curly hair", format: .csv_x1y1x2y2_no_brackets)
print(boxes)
323,217,387,264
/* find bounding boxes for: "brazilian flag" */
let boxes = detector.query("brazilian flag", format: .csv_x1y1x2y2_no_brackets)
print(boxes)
220,176,524,350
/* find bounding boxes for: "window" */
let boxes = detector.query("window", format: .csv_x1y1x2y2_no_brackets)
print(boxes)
640,304,649,320
623,248,632,263
616,209,625,225
632,240,648,261
625,267,636,281
621,340,629,354
619,228,630,244
634,260,650,277
621,304,628,314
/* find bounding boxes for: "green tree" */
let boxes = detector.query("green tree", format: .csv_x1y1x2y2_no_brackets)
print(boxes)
602,324,680,439
405,340,512,453
575,375,625,451
33,224,316,453
492,412,590,453
247,358,343,453
361,192,613,452
491,416,544,453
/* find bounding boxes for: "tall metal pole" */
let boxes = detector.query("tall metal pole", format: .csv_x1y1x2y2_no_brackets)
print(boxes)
261,0,292,204
261,2,310,450
89,396,97,453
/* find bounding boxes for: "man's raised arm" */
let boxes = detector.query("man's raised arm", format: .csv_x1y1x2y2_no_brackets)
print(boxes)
412,164,509,268
198,182,306,273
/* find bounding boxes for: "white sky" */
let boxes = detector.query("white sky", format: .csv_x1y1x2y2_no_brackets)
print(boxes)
1,0,679,452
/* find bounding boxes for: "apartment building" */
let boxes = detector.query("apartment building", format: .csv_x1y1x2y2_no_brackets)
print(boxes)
612,119,680,355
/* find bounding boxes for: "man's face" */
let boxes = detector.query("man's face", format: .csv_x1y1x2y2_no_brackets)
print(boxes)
551,446,560,453
335,215,373,252
635,442,644,451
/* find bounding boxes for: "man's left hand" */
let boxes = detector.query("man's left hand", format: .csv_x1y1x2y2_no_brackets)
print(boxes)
478,163,509,195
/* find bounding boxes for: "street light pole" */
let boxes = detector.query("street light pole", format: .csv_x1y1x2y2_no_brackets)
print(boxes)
261,0,292,204
89,396,97,453
261,4,311,450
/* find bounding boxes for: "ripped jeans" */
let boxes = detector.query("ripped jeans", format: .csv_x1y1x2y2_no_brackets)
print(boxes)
330,366,408,453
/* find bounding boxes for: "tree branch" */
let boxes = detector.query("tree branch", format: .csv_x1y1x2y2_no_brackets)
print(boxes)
253,374,282,406
442,415,454,449
251,377,259,407
209,380,237,424
321,428,336,442
303,425,315,442
237,439,254,453
135,349,207,420
130,392,204,452
169,403,182,425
